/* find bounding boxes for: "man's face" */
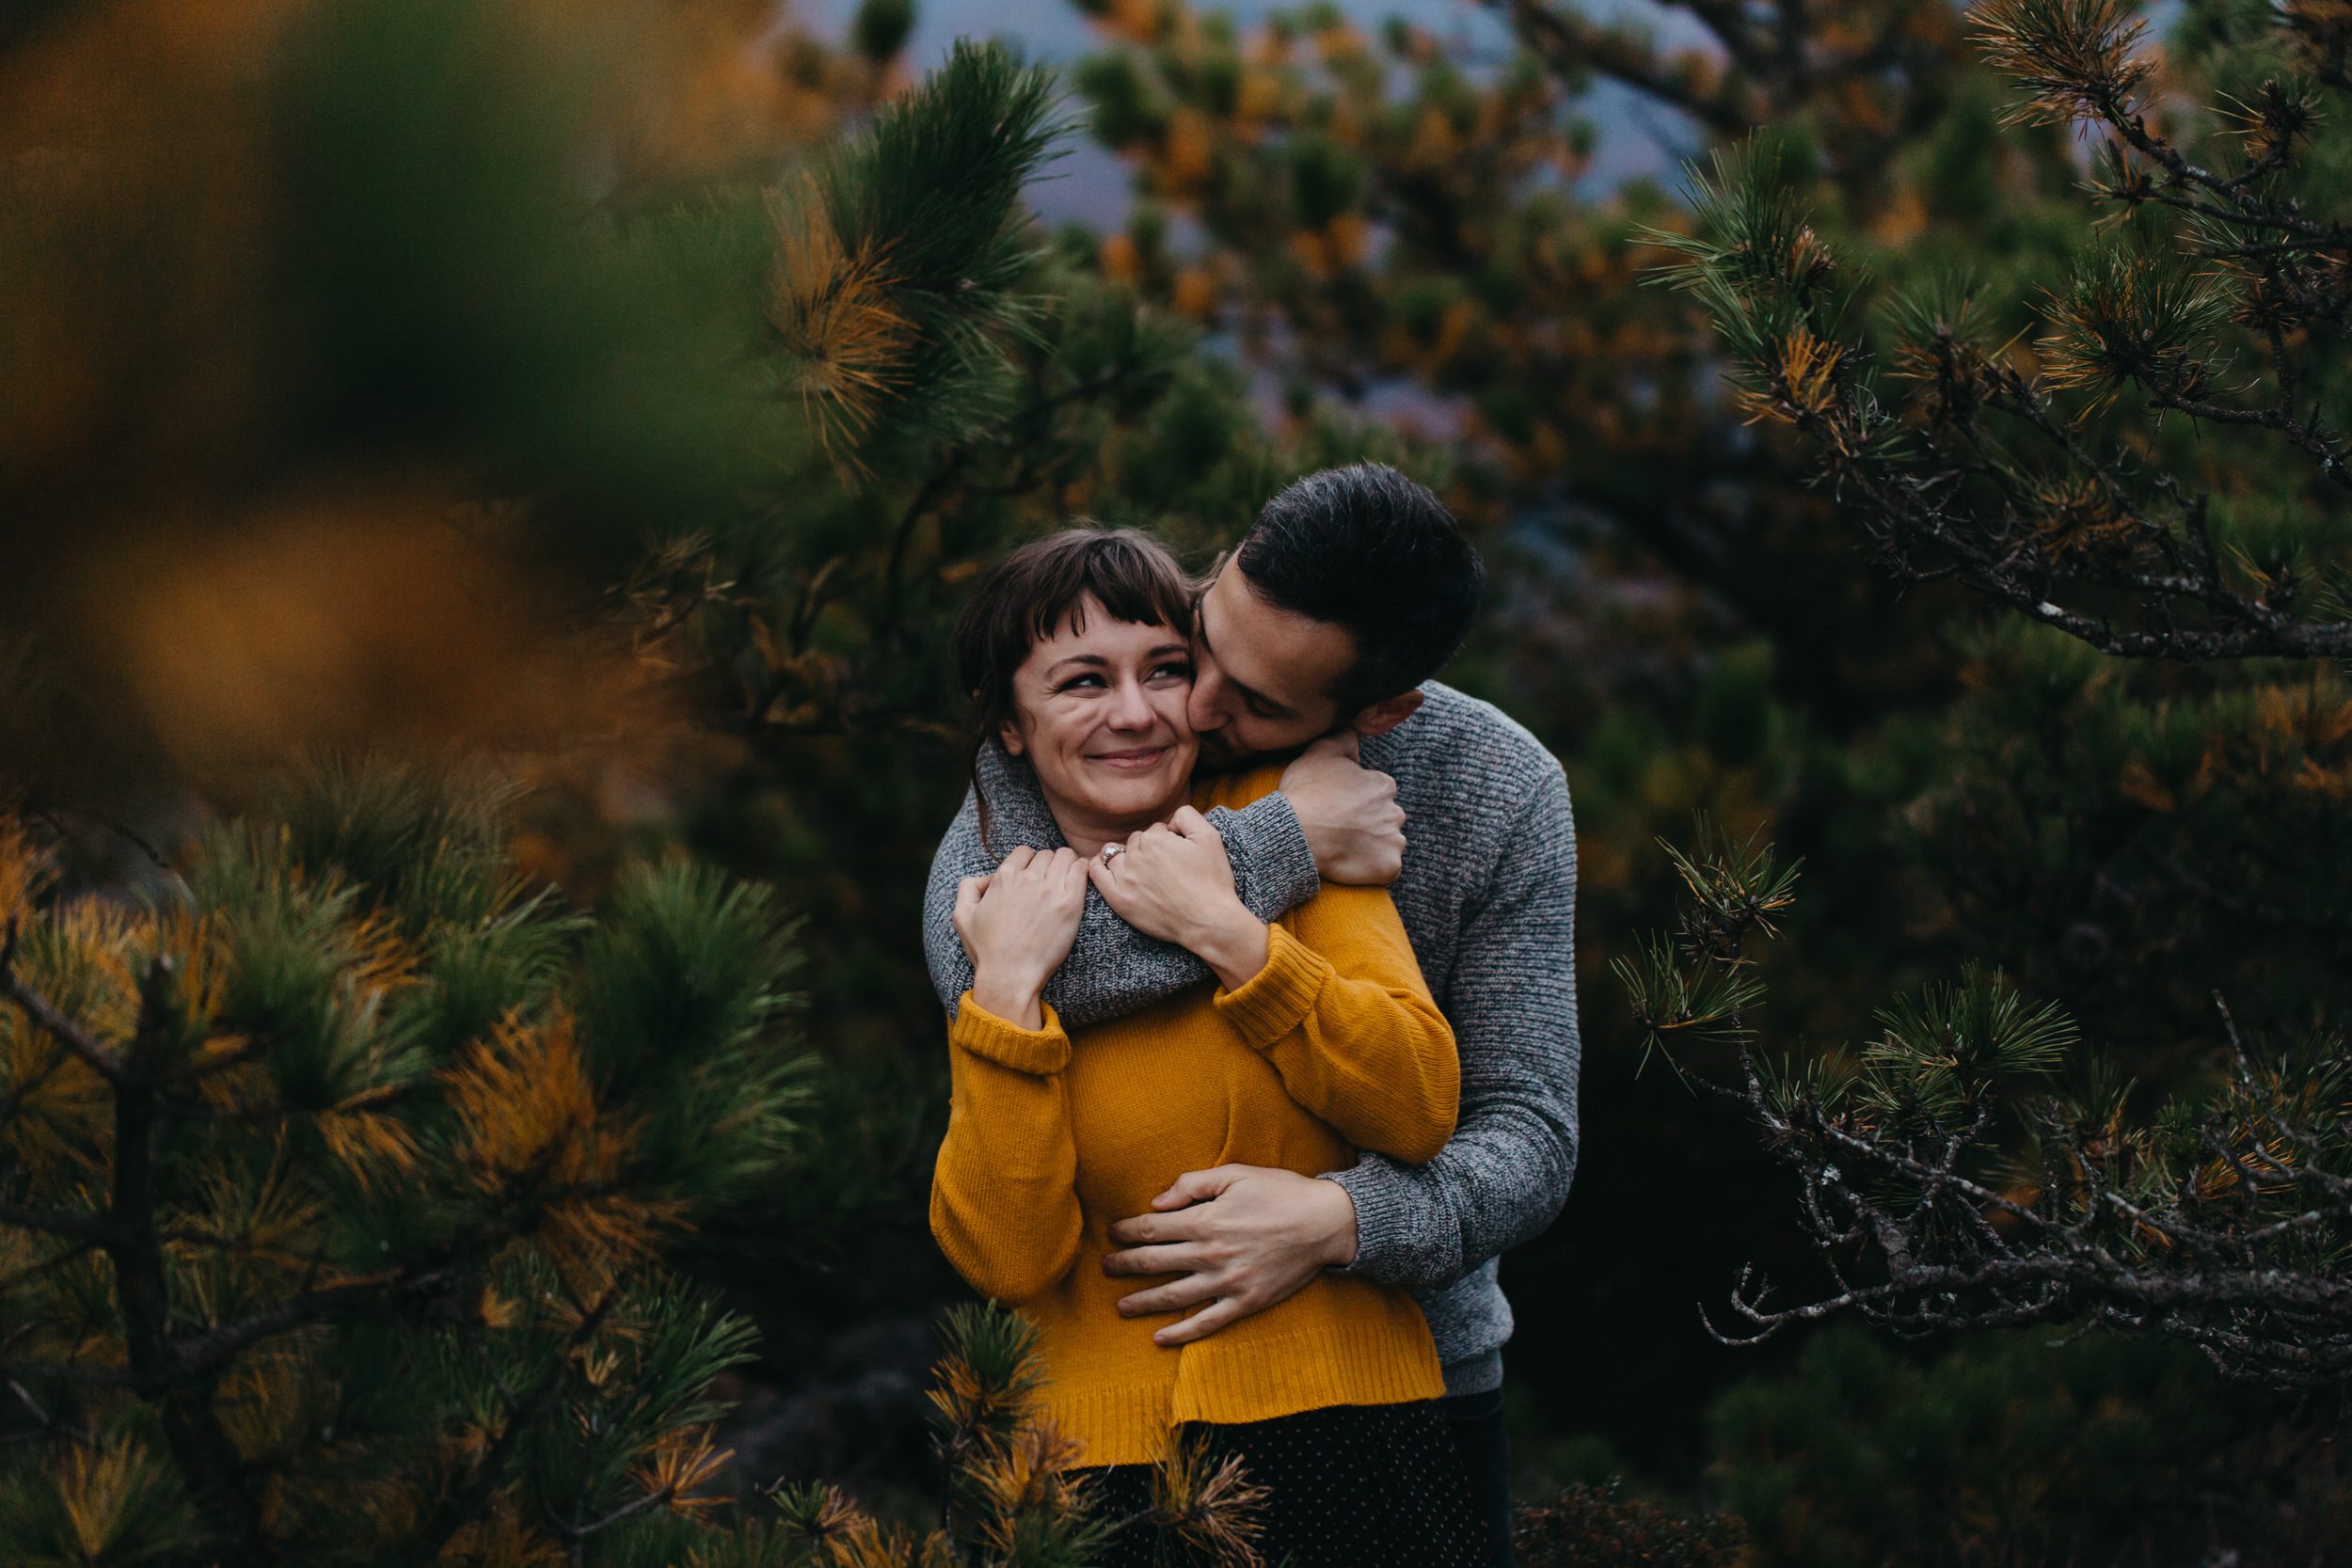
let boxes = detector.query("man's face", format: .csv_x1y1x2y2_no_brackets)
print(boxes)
1186,558,1356,764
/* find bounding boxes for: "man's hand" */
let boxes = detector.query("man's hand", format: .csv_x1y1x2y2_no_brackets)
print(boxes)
1281,733,1405,886
1101,1165,1359,1346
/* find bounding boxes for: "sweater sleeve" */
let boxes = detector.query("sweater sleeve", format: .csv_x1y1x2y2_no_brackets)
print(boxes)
1326,764,1581,1289
1212,889,1459,1165
928,995,1085,1304
921,749,1324,1028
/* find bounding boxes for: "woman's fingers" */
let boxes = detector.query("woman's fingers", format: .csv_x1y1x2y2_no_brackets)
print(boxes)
1168,805,1216,840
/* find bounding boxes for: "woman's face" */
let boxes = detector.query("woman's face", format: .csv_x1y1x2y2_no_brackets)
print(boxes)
1000,595,1198,828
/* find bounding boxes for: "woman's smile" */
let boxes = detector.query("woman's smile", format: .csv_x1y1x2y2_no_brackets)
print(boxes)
1087,744,1176,769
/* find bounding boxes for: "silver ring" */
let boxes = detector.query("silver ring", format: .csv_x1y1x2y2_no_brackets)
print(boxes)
1100,843,1126,863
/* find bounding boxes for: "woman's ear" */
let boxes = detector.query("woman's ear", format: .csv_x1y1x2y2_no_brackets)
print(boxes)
997,716,1025,756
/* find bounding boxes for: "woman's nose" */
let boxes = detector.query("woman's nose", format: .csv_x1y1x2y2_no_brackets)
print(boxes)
1105,678,1156,730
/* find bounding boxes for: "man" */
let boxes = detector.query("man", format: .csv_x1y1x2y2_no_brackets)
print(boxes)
923,464,1580,1565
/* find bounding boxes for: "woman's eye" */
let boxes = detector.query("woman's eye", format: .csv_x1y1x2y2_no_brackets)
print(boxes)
1150,662,1195,682
1057,673,1107,691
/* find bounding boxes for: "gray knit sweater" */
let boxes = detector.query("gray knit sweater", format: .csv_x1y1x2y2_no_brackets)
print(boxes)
920,681,1581,1395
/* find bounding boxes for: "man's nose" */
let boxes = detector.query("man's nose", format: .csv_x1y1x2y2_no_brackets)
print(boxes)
1186,670,1229,733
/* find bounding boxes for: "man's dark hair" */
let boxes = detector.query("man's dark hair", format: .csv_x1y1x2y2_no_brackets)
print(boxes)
1234,463,1484,711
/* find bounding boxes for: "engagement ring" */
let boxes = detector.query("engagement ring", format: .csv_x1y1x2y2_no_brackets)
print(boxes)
1100,843,1125,863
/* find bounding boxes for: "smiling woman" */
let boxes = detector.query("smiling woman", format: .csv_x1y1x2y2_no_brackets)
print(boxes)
949,526,1200,855
930,525,1486,1566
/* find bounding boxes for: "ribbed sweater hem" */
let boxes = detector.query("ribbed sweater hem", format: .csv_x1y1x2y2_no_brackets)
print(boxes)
1037,1320,1446,1468
1439,1347,1503,1397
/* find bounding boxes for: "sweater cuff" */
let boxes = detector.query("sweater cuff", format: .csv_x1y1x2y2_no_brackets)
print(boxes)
1324,1163,1409,1281
1208,795,1322,923
1211,923,1333,1050
950,993,1072,1075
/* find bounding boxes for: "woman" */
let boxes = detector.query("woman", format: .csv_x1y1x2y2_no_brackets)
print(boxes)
930,527,1486,1566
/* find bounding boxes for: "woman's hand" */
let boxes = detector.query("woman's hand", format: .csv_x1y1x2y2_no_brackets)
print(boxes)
1088,808,1269,990
955,847,1089,1030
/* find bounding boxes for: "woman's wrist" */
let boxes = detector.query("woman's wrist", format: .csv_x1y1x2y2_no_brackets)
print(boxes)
1186,899,1270,992
970,965,1048,1032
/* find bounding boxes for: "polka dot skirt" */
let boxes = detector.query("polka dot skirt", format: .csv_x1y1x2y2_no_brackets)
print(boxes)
1073,1401,1488,1567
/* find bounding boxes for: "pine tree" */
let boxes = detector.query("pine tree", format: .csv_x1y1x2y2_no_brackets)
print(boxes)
1059,0,2024,712
0,759,804,1561
0,769,1273,1566
1623,0,2352,1389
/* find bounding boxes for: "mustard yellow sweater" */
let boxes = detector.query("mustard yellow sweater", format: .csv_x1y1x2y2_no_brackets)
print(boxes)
929,768,1460,1467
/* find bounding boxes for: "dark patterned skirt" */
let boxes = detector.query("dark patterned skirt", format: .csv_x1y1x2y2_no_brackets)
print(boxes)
1072,1401,1487,1568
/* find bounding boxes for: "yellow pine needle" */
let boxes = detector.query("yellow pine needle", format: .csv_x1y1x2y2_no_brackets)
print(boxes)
55,1436,166,1560
823,1519,953,1568
2027,474,2138,559
1,1006,111,1180
443,1007,679,1276
628,1429,733,1513
347,909,422,997
924,1349,1033,1434
972,1425,1091,1554
1151,1430,1270,1566
316,1100,425,1193
0,813,58,926
212,1337,326,1457
480,1282,522,1330
768,180,914,475
1735,326,1853,451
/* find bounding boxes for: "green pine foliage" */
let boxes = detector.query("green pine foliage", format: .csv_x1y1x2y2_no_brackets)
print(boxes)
0,758,810,1562
1616,0,2352,1393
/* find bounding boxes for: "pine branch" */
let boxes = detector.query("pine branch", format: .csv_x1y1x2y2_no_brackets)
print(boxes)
0,1202,118,1244
403,1286,625,1567
1502,0,1756,136
0,916,130,1085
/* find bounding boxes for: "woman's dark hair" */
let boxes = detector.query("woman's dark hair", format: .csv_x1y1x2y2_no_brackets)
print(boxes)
1235,463,1483,713
952,526,1196,849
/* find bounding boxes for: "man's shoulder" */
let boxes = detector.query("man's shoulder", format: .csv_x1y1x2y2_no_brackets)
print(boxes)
1372,682,1566,805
